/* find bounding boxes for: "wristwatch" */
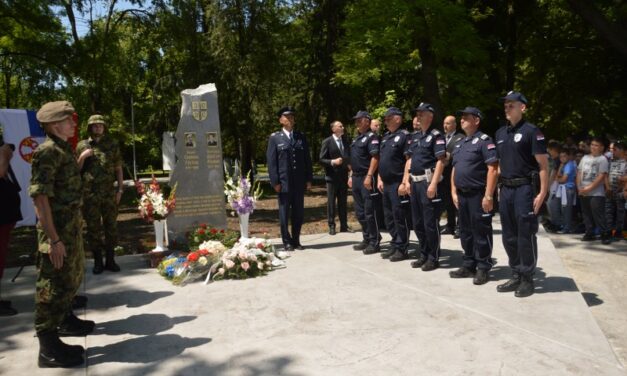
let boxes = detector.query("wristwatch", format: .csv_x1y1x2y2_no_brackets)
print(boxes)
484,195,493,201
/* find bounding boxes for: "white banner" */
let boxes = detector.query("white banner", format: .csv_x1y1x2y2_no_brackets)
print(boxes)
0,109,46,226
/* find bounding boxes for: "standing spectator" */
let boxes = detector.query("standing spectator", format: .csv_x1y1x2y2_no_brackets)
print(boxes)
266,106,313,251
553,148,578,233
30,101,93,368
441,115,464,238
577,137,610,244
546,140,562,232
495,91,548,298
606,141,626,241
0,139,22,316
76,115,124,274
349,111,381,254
319,121,351,235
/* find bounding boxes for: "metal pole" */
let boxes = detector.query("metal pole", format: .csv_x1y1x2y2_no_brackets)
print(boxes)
131,92,137,181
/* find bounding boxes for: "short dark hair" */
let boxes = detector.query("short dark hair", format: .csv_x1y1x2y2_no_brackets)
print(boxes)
547,140,561,151
590,136,606,149
614,140,625,151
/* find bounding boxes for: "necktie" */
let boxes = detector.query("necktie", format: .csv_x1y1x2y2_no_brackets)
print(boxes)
289,132,294,144
337,139,343,153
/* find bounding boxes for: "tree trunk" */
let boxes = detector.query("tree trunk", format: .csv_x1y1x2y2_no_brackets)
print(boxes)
414,8,443,121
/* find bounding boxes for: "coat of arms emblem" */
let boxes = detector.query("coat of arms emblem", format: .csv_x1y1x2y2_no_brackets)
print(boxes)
192,101,208,121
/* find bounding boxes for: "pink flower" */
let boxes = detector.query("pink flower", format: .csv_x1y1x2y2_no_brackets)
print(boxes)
241,261,250,271
257,243,265,249
224,260,235,269
238,251,248,260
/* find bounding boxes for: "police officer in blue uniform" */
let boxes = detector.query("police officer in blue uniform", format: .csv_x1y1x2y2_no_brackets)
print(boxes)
377,107,412,261
349,111,381,254
449,107,498,285
403,103,446,271
266,106,313,251
495,92,548,298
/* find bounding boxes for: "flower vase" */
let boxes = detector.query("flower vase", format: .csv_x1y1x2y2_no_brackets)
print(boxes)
239,212,250,239
153,219,168,252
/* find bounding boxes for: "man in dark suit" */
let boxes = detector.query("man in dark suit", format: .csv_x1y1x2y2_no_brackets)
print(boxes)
266,106,313,250
442,115,465,238
319,121,351,235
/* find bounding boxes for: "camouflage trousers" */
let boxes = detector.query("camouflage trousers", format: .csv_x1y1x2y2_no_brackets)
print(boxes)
83,191,118,254
35,229,84,333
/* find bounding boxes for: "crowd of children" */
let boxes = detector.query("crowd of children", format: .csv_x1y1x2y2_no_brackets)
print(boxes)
545,138,626,244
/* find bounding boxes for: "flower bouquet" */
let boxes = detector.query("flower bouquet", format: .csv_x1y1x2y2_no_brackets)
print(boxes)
187,223,240,250
224,169,262,239
135,176,177,222
209,237,287,281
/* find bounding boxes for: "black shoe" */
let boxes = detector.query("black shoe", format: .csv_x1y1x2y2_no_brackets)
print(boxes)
92,256,104,275
363,244,380,255
514,275,535,298
601,231,612,245
0,305,17,316
496,275,521,293
293,244,305,250
389,250,407,262
440,227,454,235
453,228,460,239
340,226,354,233
449,267,475,278
72,295,87,310
473,269,489,285
284,244,294,251
581,233,595,241
380,249,395,259
411,256,427,268
421,259,439,271
329,227,336,235
58,313,95,337
352,241,368,251
37,331,84,368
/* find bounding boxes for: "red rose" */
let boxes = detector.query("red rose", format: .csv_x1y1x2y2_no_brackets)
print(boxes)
200,223,207,229
220,229,225,233
198,249,209,256
198,229,205,235
210,228,218,234
187,252,200,262
257,243,264,249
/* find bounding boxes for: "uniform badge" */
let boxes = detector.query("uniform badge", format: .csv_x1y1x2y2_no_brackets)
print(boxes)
191,100,208,121
514,133,523,142
536,132,545,141
472,138,479,144
487,143,496,149
362,137,367,143
371,139,379,144
436,139,445,145
426,135,432,142
497,140,504,144
394,135,400,142
480,134,489,140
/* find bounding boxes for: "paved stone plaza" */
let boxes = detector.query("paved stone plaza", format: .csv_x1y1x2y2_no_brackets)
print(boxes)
0,220,624,375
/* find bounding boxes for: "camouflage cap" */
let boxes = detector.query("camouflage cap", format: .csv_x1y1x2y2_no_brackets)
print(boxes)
36,101,75,124
87,114,106,125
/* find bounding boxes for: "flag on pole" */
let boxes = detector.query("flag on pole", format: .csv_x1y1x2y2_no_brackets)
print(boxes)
0,109,46,226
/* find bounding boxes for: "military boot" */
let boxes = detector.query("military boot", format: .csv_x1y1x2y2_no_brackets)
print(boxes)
515,274,535,298
37,330,84,368
104,249,120,272
496,273,521,293
92,249,104,275
58,312,95,337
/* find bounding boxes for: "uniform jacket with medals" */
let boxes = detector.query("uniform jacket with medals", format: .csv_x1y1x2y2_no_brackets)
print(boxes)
266,130,313,193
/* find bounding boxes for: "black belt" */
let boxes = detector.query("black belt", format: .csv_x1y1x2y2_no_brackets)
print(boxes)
457,187,483,194
500,177,531,187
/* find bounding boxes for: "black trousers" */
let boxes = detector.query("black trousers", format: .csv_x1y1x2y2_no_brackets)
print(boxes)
382,181,411,251
499,184,538,276
457,190,493,270
352,176,381,246
410,180,442,261
326,180,348,229
278,189,305,247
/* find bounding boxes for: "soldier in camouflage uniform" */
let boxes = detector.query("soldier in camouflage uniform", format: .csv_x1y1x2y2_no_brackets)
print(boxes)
76,114,123,274
30,101,95,368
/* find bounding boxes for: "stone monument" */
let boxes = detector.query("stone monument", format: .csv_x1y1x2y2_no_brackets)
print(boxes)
168,83,227,239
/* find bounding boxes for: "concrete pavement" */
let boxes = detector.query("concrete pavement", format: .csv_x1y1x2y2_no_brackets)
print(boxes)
0,219,624,375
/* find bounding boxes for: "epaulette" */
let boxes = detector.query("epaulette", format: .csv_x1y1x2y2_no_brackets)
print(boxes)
367,131,373,138
400,129,409,134
272,131,281,136
431,129,441,135
480,134,489,140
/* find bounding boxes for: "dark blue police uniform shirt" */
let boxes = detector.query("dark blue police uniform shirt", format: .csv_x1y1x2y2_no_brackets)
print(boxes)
406,127,446,174
266,130,313,192
350,131,380,176
379,129,410,183
451,131,498,190
495,119,546,179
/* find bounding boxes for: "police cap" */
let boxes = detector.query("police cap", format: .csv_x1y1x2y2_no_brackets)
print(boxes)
384,107,403,117
276,106,296,118
36,101,75,124
88,114,106,125
413,102,435,114
500,91,528,104
352,110,372,120
456,106,483,120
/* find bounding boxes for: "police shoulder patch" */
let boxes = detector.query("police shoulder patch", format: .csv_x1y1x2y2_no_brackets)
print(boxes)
401,129,409,134
431,129,441,135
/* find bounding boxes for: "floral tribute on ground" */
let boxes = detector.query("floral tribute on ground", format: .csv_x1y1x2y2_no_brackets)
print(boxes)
156,225,289,285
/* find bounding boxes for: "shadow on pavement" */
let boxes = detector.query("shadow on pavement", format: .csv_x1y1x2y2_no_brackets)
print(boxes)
581,292,604,307
87,334,211,366
95,314,196,336
87,290,174,309
306,241,356,250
